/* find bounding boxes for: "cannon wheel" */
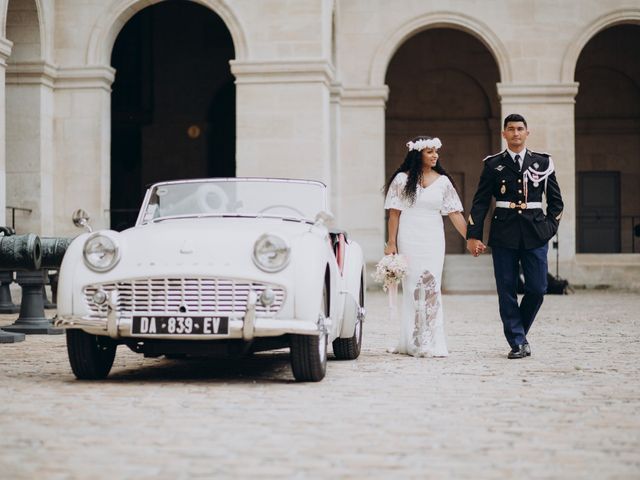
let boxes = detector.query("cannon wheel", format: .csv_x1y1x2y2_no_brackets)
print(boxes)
290,284,328,382
66,329,117,379
332,273,364,360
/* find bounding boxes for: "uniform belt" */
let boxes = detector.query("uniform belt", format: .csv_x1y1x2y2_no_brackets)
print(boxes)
495,201,543,210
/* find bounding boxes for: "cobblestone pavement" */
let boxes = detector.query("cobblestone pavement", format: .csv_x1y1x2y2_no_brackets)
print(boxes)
1,290,639,479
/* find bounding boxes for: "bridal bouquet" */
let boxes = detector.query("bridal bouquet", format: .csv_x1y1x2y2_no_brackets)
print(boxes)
372,254,408,292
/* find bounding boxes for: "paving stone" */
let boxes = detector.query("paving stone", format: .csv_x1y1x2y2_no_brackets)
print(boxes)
0,290,638,479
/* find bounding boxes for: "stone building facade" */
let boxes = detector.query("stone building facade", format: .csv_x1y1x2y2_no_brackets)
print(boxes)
0,0,638,288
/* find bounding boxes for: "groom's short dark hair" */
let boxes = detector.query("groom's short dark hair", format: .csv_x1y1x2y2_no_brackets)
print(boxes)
503,114,527,129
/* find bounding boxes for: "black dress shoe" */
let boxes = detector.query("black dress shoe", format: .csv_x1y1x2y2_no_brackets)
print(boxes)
523,343,531,356
508,345,527,359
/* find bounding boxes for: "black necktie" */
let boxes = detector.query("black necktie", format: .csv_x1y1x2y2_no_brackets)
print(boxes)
514,154,521,171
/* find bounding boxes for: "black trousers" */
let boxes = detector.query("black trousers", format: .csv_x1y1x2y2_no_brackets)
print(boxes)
491,244,548,348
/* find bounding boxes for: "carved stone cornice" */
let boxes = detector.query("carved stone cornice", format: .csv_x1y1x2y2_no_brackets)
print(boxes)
340,85,389,108
497,83,580,105
6,61,57,88
0,37,13,66
55,65,115,92
230,59,335,87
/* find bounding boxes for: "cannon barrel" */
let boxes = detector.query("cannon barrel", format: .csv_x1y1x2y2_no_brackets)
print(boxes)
40,237,73,269
0,233,42,271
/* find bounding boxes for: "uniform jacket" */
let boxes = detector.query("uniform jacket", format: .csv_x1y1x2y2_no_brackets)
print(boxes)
466,149,564,250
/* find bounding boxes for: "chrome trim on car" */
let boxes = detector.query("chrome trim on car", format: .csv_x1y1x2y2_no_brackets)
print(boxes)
54,314,322,338
82,277,286,318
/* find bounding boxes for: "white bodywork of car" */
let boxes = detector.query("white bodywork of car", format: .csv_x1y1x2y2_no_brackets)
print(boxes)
55,178,365,381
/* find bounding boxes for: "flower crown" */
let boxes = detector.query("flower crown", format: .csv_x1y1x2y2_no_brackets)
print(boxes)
406,137,442,152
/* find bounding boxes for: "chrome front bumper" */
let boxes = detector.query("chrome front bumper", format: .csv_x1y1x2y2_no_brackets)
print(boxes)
54,291,323,340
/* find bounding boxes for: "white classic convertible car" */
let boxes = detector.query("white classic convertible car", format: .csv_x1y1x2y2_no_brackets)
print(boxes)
55,178,365,381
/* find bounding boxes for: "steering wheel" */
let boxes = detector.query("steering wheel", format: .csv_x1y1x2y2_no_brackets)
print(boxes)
259,205,306,217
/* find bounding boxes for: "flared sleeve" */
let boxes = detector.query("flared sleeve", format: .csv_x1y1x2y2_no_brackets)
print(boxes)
384,172,408,210
440,177,463,215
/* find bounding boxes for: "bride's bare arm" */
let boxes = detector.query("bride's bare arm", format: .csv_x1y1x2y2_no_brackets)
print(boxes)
385,209,401,254
448,211,467,239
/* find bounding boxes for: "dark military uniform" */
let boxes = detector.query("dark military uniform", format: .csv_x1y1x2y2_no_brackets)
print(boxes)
467,149,564,350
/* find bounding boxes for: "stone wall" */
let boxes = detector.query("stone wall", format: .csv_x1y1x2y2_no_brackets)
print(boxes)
0,0,637,288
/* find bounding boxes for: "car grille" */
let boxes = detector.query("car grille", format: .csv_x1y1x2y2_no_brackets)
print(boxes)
83,277,286,317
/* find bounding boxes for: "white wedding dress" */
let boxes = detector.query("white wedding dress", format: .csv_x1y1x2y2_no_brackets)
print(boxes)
384,172,463,357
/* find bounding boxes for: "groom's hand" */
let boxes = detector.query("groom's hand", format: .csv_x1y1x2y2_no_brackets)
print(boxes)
466,239,486,257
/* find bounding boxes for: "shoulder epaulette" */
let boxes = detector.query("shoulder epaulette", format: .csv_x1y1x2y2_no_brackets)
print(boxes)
530,150,551,157
483,151,505,162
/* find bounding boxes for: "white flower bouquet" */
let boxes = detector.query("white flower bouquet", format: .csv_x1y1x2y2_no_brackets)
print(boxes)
372,254,408,292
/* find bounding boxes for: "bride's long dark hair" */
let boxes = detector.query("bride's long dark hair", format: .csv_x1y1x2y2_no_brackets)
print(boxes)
384,135,458,206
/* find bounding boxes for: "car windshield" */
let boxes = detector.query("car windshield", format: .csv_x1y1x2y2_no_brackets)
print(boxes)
138,178,328,224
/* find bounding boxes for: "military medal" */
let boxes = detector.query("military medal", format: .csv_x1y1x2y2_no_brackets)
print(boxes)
500,185,506,194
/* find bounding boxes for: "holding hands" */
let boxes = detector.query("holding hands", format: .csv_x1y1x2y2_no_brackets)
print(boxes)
466,239,486,257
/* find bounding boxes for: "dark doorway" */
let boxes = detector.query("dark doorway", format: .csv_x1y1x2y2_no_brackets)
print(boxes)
575,25,640,253
384,28,501,253
110,1,236,231
577,172,620,253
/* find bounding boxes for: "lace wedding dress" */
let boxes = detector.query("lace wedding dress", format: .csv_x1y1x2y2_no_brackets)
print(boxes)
384,172,463,357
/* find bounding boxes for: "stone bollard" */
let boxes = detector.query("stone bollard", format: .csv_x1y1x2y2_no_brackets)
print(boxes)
0,270,20,314
2,233,63,335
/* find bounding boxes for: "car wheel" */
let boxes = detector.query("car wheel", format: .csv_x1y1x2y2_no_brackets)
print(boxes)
332,274,364,360
290,284,328,382
66,329,117,379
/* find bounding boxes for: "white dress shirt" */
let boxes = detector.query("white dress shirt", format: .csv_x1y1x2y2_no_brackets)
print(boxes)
507,148,526,170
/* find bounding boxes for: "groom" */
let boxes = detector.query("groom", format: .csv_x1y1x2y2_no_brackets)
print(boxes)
466,114,564,359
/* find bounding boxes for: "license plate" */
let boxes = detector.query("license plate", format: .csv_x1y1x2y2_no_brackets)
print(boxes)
131,316,229,335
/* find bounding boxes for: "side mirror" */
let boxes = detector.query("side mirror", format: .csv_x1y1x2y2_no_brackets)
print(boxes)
314,211,334,227
72,209,93,232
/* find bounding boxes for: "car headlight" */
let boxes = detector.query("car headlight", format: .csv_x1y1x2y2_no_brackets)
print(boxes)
83,232,121,272
253,234,290,273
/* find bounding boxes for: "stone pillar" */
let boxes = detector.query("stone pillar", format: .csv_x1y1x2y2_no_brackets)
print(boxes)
497,83,580,272
5,61,56,235
336,85,389,264
0,37,12,227
230,60,333,184
53,66,115,236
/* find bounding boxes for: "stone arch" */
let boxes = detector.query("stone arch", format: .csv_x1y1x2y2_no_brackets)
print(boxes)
86,0,248,65
369,11,511,86
561,8,640,82
3,0,44,60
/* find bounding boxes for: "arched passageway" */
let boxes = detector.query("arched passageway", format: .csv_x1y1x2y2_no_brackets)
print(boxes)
575,24,640,253
4,0,46,233
110,0,235,230
385,28,501,253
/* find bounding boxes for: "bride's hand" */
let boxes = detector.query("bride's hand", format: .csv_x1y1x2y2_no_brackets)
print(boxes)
384,242,397,255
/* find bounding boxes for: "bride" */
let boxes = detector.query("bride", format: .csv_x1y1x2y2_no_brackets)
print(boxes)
384,136,468,357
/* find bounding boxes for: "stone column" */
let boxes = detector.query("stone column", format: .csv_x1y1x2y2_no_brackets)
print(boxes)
6,60,56,235
497,83,579,271
53,66,115,236
335,85,389,264
230,60,333,184
0,37,12,227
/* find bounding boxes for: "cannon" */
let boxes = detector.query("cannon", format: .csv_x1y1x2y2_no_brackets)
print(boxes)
2,236,71,336
41,237,74,308
0,230,41,342
41,237,73,269
0,233,41,271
